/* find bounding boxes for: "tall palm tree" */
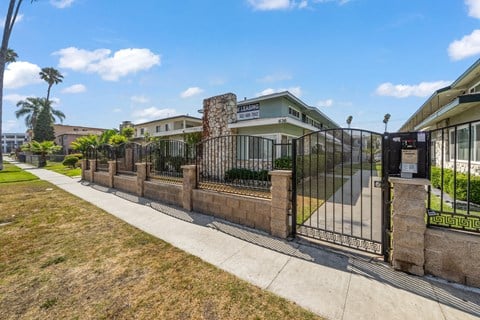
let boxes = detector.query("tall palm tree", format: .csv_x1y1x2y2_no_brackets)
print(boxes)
6,48,17,62
39,67,63,102
346,115,353,128
16,97,65,129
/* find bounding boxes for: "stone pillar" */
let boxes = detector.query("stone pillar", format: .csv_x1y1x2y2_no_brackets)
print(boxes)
270,170,292,238
182,165,197,211
389,177,430,276
88,160,96,182
125,148,133,171
202,93,237,139
136,163,147,197
108,160,116,188
80,159,88,180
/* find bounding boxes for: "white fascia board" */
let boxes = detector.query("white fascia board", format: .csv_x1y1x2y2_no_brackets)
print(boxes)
414,97,460,131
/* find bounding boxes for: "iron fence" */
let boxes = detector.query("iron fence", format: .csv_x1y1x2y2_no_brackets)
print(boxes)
196,135,276,197
428,120,480,233
115,142,144,175
145,140,194,182
95,144,115,172
85,145,95,170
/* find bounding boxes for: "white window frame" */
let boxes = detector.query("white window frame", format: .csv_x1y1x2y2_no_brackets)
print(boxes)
449,122,480,163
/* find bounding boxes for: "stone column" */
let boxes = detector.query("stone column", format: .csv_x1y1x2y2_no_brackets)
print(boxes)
80,159,88,180
88,160,96,182
389,177,430,276
108,160,116,188
270,170,292,238
125,148,133,171
182,165,197,211
136,163,147,197
202,93,237,139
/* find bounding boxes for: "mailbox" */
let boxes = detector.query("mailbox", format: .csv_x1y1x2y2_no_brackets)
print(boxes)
384,132,429,179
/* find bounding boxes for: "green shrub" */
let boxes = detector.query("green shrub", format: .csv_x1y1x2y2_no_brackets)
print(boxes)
430,166,480,204
225,168,269,182
274,157,292,169
63,155,79,168
69,153,83,160
430,167,442,188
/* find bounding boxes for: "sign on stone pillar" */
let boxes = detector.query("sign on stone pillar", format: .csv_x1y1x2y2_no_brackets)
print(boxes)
202,93,237,139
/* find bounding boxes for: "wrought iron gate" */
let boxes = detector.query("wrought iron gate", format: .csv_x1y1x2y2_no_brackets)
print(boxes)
292,128,390,258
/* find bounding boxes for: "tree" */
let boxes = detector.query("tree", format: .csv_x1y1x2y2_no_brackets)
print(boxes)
121,127,134,140
16,97,65,129
346,115,353,128
0,0,32,170
21,140,61,167
109,134,128,146
33,100,55,142
383,113,391,132
6,48,17,62
39,67,63,102
70,134,99,153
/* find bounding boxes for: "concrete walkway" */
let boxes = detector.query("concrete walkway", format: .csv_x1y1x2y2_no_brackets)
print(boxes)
6,158,480,320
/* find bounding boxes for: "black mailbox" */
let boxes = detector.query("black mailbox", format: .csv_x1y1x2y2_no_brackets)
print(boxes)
384,132,429,179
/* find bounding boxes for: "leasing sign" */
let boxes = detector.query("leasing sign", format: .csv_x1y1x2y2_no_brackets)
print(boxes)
237,103,260,121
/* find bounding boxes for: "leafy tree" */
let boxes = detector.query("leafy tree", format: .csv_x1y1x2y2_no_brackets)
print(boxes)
39,67,63,102
109,134,128,146
383,113,391,132
70,134,99,153
121,126,134,140
33,101,55,141
184,131,202,146
21,140,61,167
6,48,17,62
0,0,34,170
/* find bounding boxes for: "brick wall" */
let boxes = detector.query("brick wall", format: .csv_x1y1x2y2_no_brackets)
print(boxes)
93,171,110,187
113,175,137,194
144,181,182,207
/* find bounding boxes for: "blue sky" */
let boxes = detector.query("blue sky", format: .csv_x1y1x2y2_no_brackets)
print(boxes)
3,0,480,134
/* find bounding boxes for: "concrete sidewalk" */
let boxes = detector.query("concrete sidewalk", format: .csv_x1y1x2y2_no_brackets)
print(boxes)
6,158,480,320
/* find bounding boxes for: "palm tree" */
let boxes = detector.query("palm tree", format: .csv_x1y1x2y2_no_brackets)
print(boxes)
383,113,391,132
346,115,353,128
39,67,63,102
16,97,65,129
6,48,17,62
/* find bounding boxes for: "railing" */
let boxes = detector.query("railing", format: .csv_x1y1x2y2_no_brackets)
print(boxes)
196,135,276,198
85,145,95,170
115,142,144,175
145,140,194,183
427,120,480,233
95,144,115,172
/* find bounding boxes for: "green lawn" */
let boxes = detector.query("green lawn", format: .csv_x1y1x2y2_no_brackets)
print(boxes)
44,161,82,177
428,194,480,231
0,162,38,183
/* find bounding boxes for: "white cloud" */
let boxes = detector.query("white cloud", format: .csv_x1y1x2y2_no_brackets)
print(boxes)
4,61,42,89
248,0,291,10
317,99,334,107
257,86,302,97
131,95,149,104
448,29,480,60
54,47,161,81
113,108,122,113
180,87,204,99
3,93,27,104
61,84,86,94
375,81,451,98
2,120,19,132
466,0,480,18
50,0,74,9
132,107,177,121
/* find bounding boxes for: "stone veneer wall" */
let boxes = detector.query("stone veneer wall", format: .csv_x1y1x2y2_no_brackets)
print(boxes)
93,171,110,187
113,175,137,194
192,189,271,232
425,228,480,287
144,180,182,207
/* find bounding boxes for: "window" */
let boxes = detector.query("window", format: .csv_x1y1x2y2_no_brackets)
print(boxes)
236,136,274,160
449,123,480,162
288,107,300,118
165,124,169,131
156,125,161,133
140,128,145,135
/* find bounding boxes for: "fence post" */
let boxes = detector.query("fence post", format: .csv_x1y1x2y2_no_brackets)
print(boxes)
270,170,292,238
182,165,197,211
88,159,96,182
108,160,116,188
126,148,133,171
136,163,147,197
80,159,87,180
389,177,430,276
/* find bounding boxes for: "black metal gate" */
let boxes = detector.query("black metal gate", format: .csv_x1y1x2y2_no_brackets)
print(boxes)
292,128,390,258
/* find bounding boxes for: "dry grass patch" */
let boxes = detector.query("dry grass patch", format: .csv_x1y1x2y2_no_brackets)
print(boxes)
0,180,321,320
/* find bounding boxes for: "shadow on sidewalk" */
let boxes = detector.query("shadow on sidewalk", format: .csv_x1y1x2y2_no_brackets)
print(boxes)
80,180,480,318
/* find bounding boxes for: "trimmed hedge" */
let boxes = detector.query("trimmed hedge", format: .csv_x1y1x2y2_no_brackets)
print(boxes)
63,155,79,168
225,168,269,182
430,166,480,204
274,157,292,169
